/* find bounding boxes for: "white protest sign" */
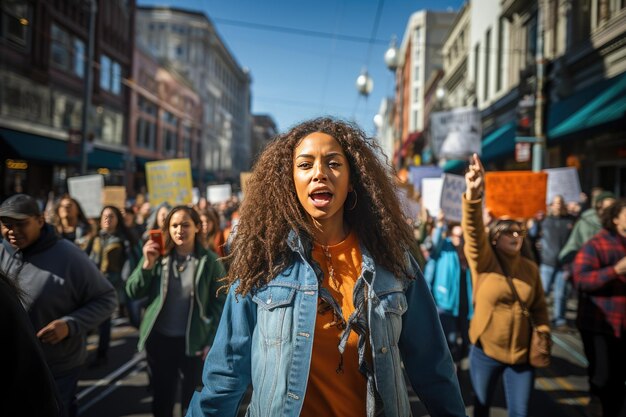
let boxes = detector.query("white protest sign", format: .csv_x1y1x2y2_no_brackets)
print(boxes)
67,174,104,218
207,184,232,204
440,174,467,223
430,107,482,159
544,167,582,204
421,177,444,218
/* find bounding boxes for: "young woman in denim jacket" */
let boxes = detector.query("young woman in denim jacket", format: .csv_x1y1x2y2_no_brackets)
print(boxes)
187,118,466,417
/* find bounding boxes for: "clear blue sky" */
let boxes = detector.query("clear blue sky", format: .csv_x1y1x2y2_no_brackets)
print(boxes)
137,0,464,134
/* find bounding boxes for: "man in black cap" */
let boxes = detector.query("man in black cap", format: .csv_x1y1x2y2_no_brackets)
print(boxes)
0,194,117,417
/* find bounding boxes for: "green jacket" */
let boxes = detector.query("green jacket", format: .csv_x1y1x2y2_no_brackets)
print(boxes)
125,245,226,356
558,208,602,265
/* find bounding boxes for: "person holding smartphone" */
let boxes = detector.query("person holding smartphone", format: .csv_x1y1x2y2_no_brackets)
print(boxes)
125,206,226,417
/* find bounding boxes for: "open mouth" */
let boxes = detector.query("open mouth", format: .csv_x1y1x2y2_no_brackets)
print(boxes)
309,190,333,208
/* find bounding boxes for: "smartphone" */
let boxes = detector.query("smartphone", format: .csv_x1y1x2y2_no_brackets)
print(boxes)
148,230,166,256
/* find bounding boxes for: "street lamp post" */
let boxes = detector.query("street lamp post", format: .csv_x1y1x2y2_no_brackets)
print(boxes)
80,0,97,175
533,0,546,172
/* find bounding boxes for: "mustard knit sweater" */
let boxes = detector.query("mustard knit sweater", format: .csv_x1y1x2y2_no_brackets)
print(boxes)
462,195,550,365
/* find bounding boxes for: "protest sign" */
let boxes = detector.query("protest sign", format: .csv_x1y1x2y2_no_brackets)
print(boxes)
145,158,193,206
485,171,547,218
430,107,481,159
102,186,126,211
67,175,104,218
207,184,232,204
544,167,582,204
409,166,442,194
421,177,444,218
440,174,466,223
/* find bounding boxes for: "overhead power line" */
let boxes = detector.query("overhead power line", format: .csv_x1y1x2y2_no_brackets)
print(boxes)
212,16,390,45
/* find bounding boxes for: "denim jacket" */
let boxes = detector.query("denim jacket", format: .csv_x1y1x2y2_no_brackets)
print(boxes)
187,233,466,417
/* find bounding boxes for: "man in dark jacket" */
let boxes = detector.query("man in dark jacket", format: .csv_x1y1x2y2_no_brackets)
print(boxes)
530,195,575,328
0,194,117,417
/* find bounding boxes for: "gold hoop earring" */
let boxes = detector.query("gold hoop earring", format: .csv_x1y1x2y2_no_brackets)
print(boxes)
347,190,357,211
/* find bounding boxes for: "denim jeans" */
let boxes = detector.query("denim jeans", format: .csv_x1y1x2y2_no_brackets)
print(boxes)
54,367,82,417
469,344,535,417
539,264,567,326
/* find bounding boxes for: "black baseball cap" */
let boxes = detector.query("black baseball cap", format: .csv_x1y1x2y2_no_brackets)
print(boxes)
0,194,42,219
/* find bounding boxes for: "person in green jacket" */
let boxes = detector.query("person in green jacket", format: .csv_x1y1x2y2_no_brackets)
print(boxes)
126,205,226,417
558,191,615,265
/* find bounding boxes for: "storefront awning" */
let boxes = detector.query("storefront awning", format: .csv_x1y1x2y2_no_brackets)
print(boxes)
480,122,517,163
548,72,626,139
0,128,125,170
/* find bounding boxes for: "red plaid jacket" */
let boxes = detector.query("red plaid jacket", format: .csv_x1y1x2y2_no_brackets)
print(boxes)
572,229,626,338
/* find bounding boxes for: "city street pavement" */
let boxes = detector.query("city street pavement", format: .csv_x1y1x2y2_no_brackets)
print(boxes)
76,296,591,417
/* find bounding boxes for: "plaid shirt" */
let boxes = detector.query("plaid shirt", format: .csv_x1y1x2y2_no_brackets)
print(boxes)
572,229,626,338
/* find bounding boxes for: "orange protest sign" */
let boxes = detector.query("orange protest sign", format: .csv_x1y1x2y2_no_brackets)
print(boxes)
485,171,547,219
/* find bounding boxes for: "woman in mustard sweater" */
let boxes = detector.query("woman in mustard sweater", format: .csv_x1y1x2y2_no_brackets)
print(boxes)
462,154,550,417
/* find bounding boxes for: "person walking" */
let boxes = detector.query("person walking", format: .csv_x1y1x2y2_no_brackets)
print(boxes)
186,117,466,417
572,198,626,417
88,205,138,367
0,268,62,417
126,205,226,417
462,154,550,417
424,214,472,364
529,195,575,329
0,194,117,417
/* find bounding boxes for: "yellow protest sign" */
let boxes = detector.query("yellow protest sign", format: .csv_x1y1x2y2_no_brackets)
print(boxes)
146,158,193,206
102,186,126,210
485,171,547,219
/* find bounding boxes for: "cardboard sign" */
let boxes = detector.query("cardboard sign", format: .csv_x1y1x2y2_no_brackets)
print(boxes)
485,171,547,218
145,158,193,206
421,177,444,218
440,174,466,223
544,167,582,204
409,166,443,194
102,186,126,211
67,175,104,218
207,184,232,204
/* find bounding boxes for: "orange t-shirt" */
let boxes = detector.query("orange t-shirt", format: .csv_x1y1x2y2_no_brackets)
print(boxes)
300,231,366,417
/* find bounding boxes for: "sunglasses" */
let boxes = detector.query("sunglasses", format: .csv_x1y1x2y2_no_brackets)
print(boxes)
501,229,526,238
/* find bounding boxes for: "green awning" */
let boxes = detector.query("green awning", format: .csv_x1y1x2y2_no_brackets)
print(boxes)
1,128,72,164
548,72,626,139
0,128,125,170
480,122,517,163
442,159,466,173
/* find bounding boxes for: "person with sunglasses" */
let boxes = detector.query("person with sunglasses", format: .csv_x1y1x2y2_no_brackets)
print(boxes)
462,154,550,417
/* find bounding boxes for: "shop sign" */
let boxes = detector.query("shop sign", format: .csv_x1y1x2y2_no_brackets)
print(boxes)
6,159,28,170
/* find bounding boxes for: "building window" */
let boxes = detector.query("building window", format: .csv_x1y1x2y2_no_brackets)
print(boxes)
100,54,122,95
1,3,31,49
136,117,156,150
484,29,491,100
474,43,480,100
161,111,178,155
95,107,124,145
496,19,504,92
526,14,538,67
50,24,85,79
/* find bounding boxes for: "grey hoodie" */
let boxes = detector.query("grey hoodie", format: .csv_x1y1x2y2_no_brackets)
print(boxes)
0,224,117,375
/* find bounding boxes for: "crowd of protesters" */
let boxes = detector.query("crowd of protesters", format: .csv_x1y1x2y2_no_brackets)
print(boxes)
0,119,624,417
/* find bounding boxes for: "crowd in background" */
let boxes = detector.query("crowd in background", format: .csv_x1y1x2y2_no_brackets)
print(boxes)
1,176,624,417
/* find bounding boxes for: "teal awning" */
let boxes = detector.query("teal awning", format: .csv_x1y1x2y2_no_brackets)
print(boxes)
1,128,71,164
548,72,626,139
0,128,125,170
480,122,517,163
442,159,466,173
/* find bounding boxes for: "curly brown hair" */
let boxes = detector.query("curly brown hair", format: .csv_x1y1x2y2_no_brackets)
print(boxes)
224,117,416,296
